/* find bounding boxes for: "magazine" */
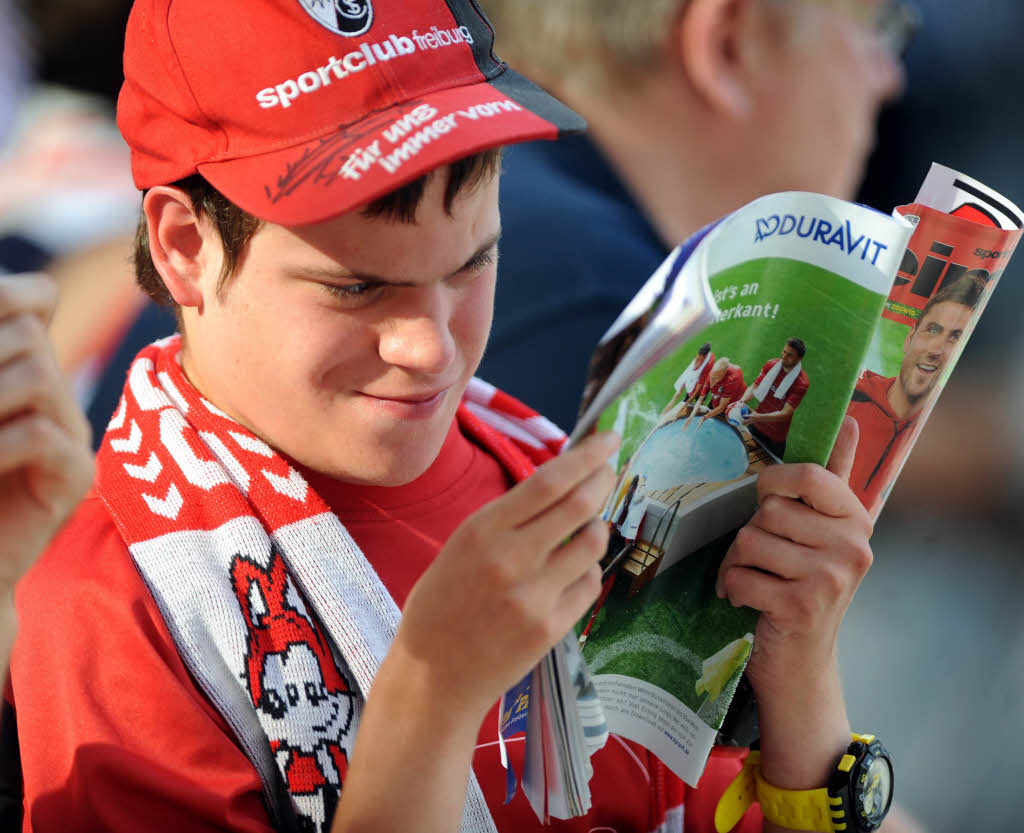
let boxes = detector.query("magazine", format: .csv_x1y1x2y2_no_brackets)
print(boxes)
498,164,1022,822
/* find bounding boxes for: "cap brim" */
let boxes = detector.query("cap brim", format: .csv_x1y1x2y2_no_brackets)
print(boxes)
198,68,584,226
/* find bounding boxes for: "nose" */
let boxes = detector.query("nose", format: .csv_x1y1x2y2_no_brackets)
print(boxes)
377,287,457,375
866,21,907,105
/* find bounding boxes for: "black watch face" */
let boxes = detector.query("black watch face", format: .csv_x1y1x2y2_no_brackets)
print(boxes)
855,751,894,829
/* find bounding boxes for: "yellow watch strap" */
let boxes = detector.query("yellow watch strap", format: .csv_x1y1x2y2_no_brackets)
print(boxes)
753,766,840,832
714,751,760,833
714,736,875,833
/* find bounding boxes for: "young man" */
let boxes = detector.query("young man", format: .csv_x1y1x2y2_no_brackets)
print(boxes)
661,342,714,419
739,339,810,459
10,2,884,832
847,275,984,515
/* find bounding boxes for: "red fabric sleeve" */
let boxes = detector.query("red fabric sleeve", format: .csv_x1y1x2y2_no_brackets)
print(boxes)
10,494,274,833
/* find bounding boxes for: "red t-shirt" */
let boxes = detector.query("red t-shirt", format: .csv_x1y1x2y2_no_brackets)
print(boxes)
845,370,918,515
698,365,746,411
749,359,809,444
11,416,760,833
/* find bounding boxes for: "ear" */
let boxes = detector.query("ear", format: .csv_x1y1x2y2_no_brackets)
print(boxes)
673,0,754,118
247,579,268,628
142,186,221,310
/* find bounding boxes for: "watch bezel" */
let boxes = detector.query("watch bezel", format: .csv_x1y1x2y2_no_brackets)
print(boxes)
829,737,894,833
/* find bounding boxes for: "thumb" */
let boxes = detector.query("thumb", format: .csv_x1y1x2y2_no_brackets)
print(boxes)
826,416,859,484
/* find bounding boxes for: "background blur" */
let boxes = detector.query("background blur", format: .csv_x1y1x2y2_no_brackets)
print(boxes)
2,1,1022,831
843,1,1023,831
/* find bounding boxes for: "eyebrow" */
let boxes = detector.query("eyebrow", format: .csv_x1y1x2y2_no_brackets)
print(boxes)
291,229,502,286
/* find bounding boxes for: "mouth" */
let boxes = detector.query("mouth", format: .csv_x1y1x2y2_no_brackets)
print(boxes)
359,387,450,418
366,389,448,404
915,362,938,374
312,700,340,735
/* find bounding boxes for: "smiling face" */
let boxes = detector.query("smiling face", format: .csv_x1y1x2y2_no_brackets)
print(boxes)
894,301,973,417
780,342,801,372
179,171,500,485
258,643,355,752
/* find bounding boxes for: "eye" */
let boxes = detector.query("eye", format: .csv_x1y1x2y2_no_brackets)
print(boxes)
322,281,384,304
463,246,497,275
471,247,497,269
449,245,498,286
260,688,287,719
306,681,325,706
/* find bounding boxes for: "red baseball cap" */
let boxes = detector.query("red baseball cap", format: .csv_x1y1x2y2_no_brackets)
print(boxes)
117,0,585,225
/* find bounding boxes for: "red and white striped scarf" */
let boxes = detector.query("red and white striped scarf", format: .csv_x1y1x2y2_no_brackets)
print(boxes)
96,335,565,833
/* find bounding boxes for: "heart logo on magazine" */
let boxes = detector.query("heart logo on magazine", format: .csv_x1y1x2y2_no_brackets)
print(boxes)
755,215,780,242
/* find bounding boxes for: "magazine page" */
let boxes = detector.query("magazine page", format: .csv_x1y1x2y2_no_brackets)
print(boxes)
845,163,1022,518
570,221,721,444
576,192,912,787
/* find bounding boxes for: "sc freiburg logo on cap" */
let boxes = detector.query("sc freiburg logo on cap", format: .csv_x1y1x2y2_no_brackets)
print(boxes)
298,0,373,37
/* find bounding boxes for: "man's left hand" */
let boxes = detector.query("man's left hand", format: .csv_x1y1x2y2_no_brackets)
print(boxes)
715,417,870,796
716,417,869,689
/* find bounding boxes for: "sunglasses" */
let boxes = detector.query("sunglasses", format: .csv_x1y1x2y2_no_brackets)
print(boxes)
873,0,920,57
839,0,921,57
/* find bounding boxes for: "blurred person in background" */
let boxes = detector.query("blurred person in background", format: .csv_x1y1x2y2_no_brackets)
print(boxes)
0,0,30,147
0,0,164,439
478,0,909,430
839,3,1024,833
0,273,92,667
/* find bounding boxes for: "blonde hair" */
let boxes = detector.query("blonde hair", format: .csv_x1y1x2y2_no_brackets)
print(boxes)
481,0,685,88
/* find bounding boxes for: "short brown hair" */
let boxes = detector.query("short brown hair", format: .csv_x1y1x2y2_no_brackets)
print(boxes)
133,148,503,308
917,274,986,326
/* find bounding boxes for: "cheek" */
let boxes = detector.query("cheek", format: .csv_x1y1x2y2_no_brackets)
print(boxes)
302,320,381,399
453,273,496,370
904,330,916,355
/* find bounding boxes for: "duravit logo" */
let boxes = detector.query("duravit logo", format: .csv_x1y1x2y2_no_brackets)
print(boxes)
299,0,373,37
754,213,889,266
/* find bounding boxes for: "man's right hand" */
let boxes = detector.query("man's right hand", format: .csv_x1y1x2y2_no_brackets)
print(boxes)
394,430,619,719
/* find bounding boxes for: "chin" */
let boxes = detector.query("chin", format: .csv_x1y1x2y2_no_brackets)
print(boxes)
337,441,443,486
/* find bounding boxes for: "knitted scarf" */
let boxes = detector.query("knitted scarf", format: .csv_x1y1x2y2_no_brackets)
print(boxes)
95,336,566,833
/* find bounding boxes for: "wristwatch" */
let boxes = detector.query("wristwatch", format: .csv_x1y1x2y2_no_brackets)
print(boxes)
714,733,894,833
